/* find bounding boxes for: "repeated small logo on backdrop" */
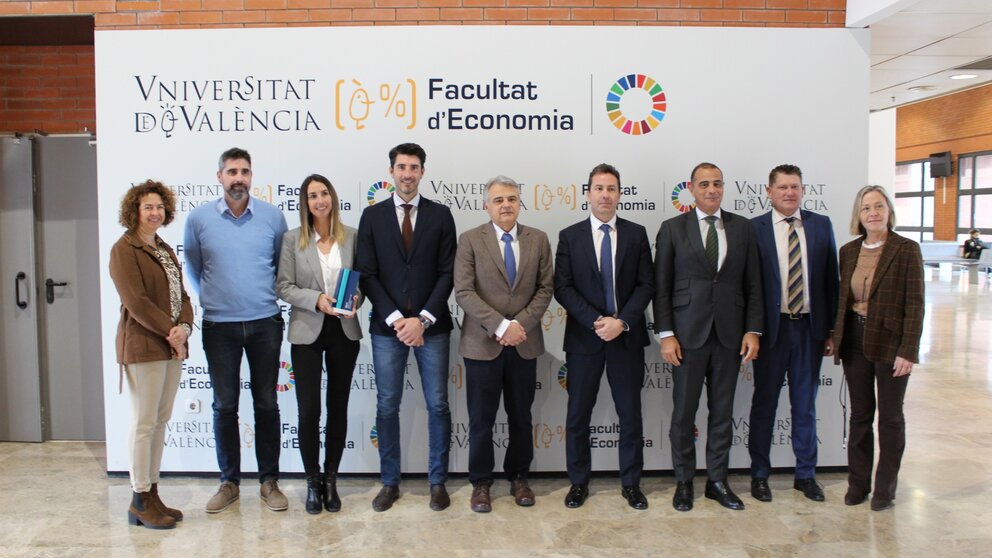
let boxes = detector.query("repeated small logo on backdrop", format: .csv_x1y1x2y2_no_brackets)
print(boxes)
276,361,295,392
605,74,667,136
369,423,379,448
671,182,695,213
367,181,395,205
557,364,568,390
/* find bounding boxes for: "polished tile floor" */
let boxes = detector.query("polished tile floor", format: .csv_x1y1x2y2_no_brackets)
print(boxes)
1,272,990,557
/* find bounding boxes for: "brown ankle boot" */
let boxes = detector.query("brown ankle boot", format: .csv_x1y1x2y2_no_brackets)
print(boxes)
150,483,183,521
128,491,177,530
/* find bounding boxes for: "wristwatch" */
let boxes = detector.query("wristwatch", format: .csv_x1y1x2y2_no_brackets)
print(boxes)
418,316,432,330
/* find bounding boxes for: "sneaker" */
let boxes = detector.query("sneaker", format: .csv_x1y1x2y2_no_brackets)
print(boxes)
260,479,289,511
205,481,239,514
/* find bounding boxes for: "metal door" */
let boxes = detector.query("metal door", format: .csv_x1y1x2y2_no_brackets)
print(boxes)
0,137,43,442
34,135,105,440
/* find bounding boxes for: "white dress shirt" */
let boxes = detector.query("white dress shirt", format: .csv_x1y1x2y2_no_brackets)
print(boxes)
772,208,811,314
590,213,619,316
493,222,520,339
314,228,343,299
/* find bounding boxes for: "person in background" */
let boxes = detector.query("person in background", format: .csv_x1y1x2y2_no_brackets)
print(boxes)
832,185,924,512
110,180,193,530
277,174,362,514
963,228,984,260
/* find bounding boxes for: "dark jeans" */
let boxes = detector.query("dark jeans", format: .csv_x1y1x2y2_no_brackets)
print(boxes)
464,347,536,485
291,316,360,477
841,313,910,501
202,313,284,484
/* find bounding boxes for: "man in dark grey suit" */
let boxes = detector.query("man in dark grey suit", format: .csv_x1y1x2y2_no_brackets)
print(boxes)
454,175,553,513
654,162,763,512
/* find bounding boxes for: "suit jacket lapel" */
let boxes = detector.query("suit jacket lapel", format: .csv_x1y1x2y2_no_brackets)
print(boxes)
578,219,601,281
869,235,900,298
800,210,816,270
482,223,511,286
756,214,779,290
513,225,533,289
304,240,323,290
614,219,629,277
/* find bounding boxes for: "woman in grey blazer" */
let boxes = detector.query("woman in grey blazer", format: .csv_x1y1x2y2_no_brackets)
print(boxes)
277,174,363,514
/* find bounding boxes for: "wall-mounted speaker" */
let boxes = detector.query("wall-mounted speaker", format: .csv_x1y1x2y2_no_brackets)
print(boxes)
930,151,953,178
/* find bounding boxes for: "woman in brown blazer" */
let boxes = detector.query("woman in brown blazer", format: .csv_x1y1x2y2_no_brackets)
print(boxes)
109,180,193,530
832,185,924,512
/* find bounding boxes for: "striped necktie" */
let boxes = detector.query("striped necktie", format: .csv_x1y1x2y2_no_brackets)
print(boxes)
785,217,804,315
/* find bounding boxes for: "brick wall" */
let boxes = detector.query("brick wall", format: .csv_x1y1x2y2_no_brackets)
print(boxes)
0,1,845,133
896,84,992,240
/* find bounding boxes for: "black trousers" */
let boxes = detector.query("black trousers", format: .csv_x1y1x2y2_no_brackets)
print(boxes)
565,342,645,487
290,315,360,477
841,313,909,501
464,347,537,485
669,328,740,482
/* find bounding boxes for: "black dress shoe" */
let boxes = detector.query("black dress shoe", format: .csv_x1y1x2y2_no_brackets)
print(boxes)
372,485,399,512
564,484,588,508
844,489,868,506
305,474,324,515
429,484,450,511
794,478,825,502
673,481,694,512
705,480,745,510
870,496,894,511
621,485,648,510
751,478,772,502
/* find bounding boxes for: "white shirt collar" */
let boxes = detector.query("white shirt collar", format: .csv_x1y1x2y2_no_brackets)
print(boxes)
216,196,254,217
590,213,618,231
492,222,518,240
772,207,800,224
393,193,421,208
694,207,722,221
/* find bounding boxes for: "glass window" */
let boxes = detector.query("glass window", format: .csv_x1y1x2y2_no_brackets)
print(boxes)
895,197,922,227
923,197,934,227
922,231,934,241
959,196,972,229
923,162,936,192
894,164,915,194
959,156,974,190
975,194,992,230
976,155,992,189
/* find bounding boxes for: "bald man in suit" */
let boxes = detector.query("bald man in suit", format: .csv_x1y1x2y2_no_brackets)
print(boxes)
454,175,553,513
654,162,763,512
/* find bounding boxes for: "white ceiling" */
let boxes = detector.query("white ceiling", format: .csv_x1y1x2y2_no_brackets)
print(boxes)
866,0,992,111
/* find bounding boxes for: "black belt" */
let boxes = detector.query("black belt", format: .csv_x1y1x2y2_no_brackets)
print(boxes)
780,312,809,320
847,311,867,325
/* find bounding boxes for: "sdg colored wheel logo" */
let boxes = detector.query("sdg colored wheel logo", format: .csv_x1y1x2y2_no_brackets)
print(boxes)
276,361,295,392
671,182,695,213
366,181,395,205
370,424,379,448
606,74,667,136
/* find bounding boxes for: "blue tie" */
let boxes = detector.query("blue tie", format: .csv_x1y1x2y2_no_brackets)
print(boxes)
600,224,616,316
502,232,516,287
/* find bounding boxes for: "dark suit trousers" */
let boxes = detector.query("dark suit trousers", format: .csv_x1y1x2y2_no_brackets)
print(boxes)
670,328,740,482
464,347,536,485
749,315,822,480
565,342,645,487
290,316,361,477
841,313,909,501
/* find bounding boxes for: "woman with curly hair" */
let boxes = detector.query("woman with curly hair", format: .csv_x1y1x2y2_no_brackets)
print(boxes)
109,180,193,530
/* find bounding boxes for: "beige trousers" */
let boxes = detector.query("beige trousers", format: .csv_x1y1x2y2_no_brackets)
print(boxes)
125,359,181,493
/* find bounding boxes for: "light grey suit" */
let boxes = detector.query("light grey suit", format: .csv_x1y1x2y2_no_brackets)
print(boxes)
276,225,363,343
454,222,553,360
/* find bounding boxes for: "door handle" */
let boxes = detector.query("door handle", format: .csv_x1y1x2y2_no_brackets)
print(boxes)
45,278,68,304
15,272,28,309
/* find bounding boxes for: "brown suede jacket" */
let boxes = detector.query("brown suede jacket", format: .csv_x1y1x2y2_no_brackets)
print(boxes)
109,232,193,366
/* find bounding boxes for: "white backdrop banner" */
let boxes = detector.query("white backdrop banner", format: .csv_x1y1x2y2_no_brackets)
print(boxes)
96,26,870,475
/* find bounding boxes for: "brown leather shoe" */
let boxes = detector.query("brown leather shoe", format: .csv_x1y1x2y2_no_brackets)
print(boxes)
127,491,176,530
429,484,450,511
372,485,400,512
510,477,535,507
470,483,492,513
150,483,183,521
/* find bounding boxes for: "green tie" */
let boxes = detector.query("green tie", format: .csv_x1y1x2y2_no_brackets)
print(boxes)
704,215,718,273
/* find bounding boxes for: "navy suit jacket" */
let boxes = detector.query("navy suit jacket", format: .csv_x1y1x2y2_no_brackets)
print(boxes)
356,195,456,337
554,217,655,354
653,210,763,350
751,209,839,347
